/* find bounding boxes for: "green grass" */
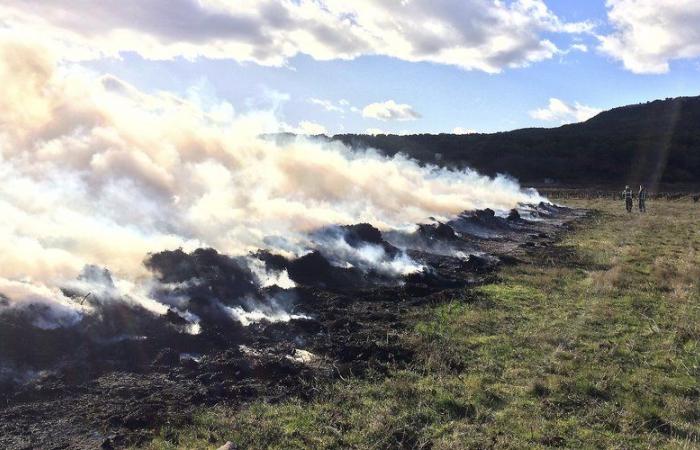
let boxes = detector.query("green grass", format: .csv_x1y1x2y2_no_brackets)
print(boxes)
141,200,700,449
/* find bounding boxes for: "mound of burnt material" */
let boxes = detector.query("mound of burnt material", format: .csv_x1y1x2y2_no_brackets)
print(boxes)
464,254,500,272
286,251,367,289
402,251,500,290
507,208,521,221
253,250,367,289
146,248,259,299
340,223,400,257
253,250,289,272
447,208,514,238
254,224,410,290
535,201,569,216
0,312,83,368
145,248,309,335
382,221,473,262
417,222,458,241
0,292,206,379
514,202,574,223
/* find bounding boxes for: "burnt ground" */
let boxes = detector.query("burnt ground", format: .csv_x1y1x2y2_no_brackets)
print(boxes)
0,203,587,450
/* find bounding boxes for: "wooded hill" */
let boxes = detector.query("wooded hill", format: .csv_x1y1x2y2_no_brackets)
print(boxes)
331,95,700,188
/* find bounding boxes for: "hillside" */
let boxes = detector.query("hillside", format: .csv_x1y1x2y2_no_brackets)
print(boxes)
332,95,700,188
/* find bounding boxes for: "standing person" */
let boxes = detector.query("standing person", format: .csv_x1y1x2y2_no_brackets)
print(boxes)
623,185,633,213
638,185,647,212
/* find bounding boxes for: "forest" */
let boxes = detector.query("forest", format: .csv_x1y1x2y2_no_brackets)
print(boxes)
332,95,700,188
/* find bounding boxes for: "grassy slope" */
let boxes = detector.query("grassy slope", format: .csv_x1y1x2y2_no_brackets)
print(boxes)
143,200,700,449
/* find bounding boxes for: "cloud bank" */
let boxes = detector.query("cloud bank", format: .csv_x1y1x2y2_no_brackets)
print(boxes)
599,0,700,74
530,98,602,124
453,127,478,135
1,0,591,73
309,98,344,114
284,120,328,135
362,100,421,122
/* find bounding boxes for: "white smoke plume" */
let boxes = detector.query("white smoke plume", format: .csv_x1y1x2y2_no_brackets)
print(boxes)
225,298,309,327
308,229,424,276
0,37,542,326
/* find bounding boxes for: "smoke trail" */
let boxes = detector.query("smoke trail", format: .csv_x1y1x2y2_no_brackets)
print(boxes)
0,38,542,327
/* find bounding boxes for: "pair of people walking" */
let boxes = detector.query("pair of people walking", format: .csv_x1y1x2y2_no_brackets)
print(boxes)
622,185,647,213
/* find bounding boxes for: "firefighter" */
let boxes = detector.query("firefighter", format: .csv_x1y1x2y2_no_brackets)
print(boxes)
638,185,647,212
623,185,633,213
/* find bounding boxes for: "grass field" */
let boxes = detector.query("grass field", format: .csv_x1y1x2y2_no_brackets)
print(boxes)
142,199,700,449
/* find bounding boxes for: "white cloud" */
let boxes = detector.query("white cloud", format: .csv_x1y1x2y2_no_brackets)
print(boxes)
309,98,344,113
296,120,328,135
0,0,591,73
362,100,421,122
453,127,477,134
284,120,328,135
365,128,414,136
599,0,700,74
529,98,602,124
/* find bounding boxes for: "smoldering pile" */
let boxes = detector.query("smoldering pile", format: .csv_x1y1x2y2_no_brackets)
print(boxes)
0,201,582,449
0,202,568,382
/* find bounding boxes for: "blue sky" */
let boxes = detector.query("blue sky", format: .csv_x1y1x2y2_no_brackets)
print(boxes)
9,0,700,134
88,46,700,135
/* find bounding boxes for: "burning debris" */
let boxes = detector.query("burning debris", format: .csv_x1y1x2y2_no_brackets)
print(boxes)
0,201,585,449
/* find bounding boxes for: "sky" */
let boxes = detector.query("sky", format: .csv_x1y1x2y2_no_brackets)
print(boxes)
3,0,700,135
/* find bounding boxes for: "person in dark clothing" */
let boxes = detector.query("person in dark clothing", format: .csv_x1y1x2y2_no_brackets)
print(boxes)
638,185,647,212
623,185,633,213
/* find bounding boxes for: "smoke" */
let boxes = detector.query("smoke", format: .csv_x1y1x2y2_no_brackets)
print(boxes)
246,258,296,289
225,297,309,327
0,37,542,328
0,279,83,329
306,224,423,277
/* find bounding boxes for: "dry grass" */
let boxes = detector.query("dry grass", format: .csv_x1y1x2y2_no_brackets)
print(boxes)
652,249,700,299
589,256,623,292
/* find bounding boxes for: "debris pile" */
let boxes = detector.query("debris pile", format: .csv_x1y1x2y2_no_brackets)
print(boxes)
0,204,583,449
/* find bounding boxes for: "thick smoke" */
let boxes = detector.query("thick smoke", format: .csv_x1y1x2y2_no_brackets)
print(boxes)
0,38,542,328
